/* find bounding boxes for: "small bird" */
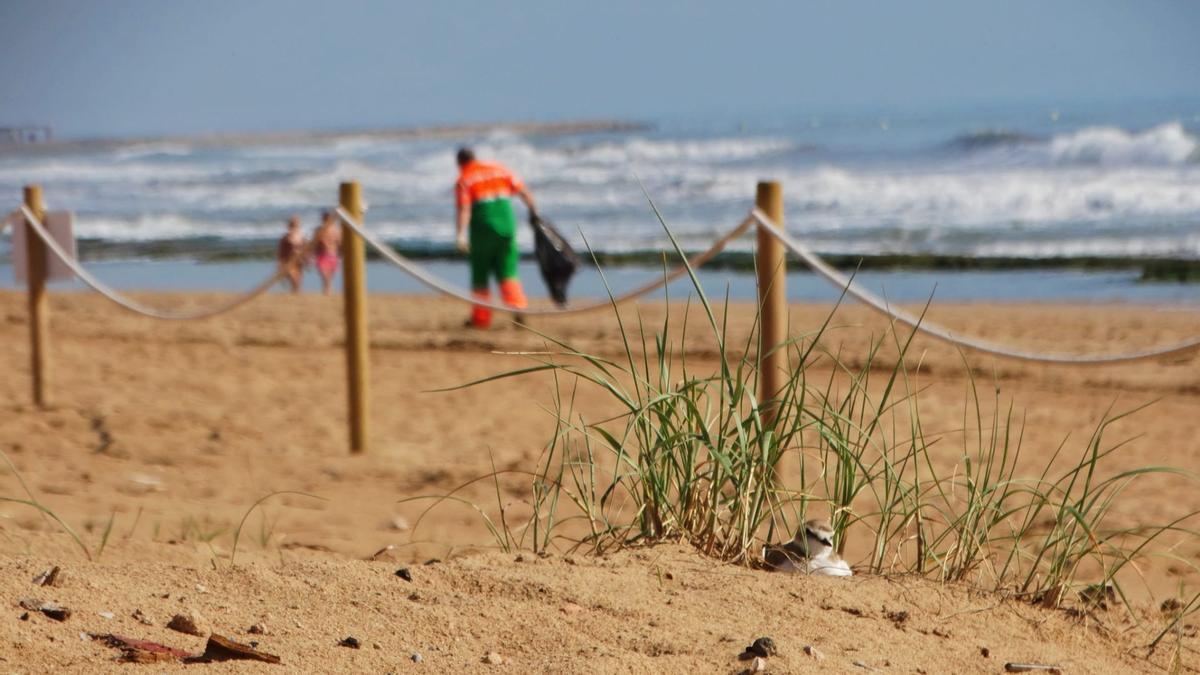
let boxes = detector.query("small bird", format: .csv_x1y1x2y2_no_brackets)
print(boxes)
763,518,853,577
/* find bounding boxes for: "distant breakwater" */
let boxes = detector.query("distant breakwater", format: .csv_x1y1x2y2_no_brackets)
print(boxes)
0,119,652,157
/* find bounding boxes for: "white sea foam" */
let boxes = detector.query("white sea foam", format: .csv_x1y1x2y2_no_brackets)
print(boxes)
970,233,1200,259
4,123,1197,259
75,215,275,240
0,159,212,183
1045,122,1197,166
967,122,1200,167
567,136,794,163
692,164,1200,233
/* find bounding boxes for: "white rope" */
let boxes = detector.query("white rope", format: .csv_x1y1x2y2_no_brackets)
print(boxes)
18,197,1193,361
750,208,1200,364
19,205,285,321
335,207,754,316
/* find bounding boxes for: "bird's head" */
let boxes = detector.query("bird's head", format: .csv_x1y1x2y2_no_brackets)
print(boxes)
797,518,835,554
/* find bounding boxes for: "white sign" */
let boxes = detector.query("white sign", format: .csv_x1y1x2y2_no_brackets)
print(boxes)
11,210,77,284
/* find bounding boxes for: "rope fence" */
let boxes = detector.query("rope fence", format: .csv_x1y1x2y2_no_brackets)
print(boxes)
7,179,1199,451
12,193,1200,350
19,206,292,321
749,208,1200,365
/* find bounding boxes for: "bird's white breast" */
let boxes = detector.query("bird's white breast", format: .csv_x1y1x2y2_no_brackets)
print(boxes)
806,555,853,577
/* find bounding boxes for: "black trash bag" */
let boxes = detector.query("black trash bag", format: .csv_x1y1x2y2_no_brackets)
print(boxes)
529,213,579,307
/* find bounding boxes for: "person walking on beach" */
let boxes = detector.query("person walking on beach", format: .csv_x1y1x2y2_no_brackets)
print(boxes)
277,215,307,293
313,210,342,295
454,147,536,328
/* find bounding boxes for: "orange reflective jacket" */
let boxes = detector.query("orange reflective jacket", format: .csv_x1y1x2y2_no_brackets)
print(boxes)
455,160,525,208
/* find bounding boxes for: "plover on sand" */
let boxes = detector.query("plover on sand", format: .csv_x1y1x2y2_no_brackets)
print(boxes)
763,518,853,576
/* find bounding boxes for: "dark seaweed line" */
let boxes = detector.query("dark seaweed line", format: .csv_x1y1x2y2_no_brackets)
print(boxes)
2,237,1197,283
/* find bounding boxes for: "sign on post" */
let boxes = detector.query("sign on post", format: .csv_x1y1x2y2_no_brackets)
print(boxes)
11,210,77,283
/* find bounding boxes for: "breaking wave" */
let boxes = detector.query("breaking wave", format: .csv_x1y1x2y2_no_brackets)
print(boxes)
953,122,1199,166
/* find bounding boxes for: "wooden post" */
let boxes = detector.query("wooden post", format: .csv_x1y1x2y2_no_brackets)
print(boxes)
24,185,49,408
340,182,369,454
755,181,787,426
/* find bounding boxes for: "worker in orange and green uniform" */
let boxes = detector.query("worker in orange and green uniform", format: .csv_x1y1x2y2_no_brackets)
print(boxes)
454,147,536,328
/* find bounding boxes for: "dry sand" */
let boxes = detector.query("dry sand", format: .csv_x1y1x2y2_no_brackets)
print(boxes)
0,289,1198,672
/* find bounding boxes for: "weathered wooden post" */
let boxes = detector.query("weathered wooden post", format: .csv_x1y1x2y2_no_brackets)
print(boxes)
755,181,787,426
23,185,49,408
340,181,369,454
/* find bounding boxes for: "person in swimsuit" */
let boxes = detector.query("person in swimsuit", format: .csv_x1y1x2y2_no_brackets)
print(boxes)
454,147,537,328
313,210,342,295
277,215,307,293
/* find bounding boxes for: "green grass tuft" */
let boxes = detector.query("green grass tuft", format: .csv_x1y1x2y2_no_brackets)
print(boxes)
419,202,1198,647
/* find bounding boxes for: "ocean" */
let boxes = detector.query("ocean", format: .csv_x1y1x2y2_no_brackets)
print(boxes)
1,99,1198,302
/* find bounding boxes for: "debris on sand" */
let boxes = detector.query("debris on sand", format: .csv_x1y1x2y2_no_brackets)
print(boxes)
166,609,210,637
247,622,268,635
735,656,768,674
125,473,164,495
411,652,423,663
338,636,361,649
395,567,413,582
803,644,824,661
483,651,504,665
750,637,777,657
92,634,192,664
32,566,61,587
19,598,71,621
1078,583,1116,609
1035,585,1067,609
739,636,777,660
1160,598,1185,615
131,608,154,626
93,633,281,665
368,545,396,561
189,634,281,664
1004,664,1063,674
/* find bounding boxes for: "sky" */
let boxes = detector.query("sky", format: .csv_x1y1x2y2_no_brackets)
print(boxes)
1,0,1197,138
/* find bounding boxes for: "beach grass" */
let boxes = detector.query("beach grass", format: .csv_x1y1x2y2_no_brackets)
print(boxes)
456,298,1197,608
417,204,1200,633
